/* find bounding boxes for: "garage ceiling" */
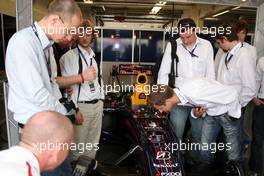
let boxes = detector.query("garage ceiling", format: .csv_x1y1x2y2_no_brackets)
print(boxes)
75,0,256,30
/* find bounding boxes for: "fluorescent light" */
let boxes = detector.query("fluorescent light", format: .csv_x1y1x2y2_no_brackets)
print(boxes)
83,0,93,4
205,17,218,20
149,1,166,14
212,10,230,17
150,6,162,14
232,6,240,10
102,5,106,11
158,1,167,5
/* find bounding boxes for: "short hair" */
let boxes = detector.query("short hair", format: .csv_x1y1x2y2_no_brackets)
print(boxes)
80,19,94,29
177,18,196,33
148,85,174,106
236,19,249,34
215,21,238,42
48,0,82,22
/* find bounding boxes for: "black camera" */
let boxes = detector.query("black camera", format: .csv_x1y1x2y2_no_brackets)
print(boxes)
59,93,78,123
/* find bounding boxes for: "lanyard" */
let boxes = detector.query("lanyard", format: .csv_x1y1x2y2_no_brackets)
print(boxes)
182,44,198,58
224,53,234,70
77,46,92,67
224,43,243,70
31,24,52,81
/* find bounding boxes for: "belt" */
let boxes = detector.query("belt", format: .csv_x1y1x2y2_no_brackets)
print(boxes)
78,99,102,104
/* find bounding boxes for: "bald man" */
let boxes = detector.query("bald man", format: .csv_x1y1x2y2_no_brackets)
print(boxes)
0,111,73,176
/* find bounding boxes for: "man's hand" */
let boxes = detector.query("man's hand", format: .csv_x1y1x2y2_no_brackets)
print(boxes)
75,111,84,125
192,107,207,118
66,87,73,96
253,97,264,106
82,67,96,82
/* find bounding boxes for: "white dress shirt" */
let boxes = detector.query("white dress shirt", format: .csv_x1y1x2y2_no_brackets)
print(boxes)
214,48,226,77
217,42,256,107
214,42,257,77
174,77,241,118
256,57,264,99
0,146,40,176
242,42,257,65
157,36,215,86
5,22,66,124
60,45,104,106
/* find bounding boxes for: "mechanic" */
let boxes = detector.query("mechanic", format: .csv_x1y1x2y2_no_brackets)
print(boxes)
157,18,215,161
60,19,104,160
149,78,241,171
0,111,73,176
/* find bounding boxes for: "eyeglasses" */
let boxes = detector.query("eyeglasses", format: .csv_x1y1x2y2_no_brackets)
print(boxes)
58,16,73,37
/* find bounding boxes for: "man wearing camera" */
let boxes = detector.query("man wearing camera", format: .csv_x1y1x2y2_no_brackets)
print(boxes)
60,20,104,160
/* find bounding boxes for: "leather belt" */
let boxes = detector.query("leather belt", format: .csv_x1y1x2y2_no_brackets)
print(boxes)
78,99,102,104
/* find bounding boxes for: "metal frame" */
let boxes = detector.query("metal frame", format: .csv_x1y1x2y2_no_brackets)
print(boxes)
1,14,5,59
166,0,261,8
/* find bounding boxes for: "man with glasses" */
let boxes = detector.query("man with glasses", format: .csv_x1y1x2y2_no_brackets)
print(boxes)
5,0,95,175
60,19,104,161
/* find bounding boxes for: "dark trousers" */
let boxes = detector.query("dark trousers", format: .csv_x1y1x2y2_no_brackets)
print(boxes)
249,102,264,173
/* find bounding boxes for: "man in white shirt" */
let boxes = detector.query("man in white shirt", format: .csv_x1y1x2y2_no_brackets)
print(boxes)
5,0,95,126
0,111,73,176
5,1,95,176
214,19,257,76
214,22,256,168
148,78,241,167
249,56,264,175
157,18,215,160
216,22,256,109
60,20,104,160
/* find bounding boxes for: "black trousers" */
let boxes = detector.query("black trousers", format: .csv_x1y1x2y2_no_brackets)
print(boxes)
249,102,264,173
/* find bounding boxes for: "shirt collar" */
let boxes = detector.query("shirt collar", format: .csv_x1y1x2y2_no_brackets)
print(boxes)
77,44,95,58
179,36,201,50
173,88,188,105
34,22,54,50
229,42,242,56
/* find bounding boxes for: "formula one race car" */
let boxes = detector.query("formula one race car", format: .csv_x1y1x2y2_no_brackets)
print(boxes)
72,72,244,176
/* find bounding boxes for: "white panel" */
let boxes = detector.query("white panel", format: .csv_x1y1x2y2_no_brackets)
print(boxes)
255,2,264,61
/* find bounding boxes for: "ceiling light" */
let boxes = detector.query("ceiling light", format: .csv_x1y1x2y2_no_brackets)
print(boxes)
212,10,230,17
102,5,106,11
149,1,167,14
83,0,93,4
150,6,162,14
204,17,218,20
232,6,240,10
